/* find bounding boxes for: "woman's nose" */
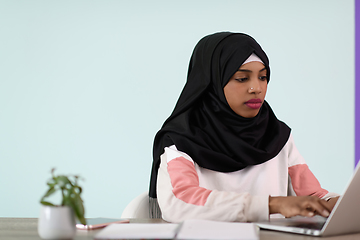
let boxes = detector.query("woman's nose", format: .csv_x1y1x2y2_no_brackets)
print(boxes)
248,79,262,94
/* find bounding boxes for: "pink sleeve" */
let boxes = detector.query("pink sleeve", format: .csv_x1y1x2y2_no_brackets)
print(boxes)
167,157,212,205
288,164,328,198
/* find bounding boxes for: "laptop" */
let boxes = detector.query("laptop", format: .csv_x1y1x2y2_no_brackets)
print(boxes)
256,162,360,236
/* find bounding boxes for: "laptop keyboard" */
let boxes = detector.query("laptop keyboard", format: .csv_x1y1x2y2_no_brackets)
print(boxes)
291,221,325,230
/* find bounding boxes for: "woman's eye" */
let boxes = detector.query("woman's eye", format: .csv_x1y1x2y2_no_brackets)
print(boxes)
235,78,248,82
259,76,267,81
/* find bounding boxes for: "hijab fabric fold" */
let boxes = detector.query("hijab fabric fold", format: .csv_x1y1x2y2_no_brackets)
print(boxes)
149,32,291,198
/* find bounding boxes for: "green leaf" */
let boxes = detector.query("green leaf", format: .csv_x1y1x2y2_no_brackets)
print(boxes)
40,201,55,206
72,193,86,225
43,186,56,198
77,214,86,225
46,181,56,187
73,186,82,195
56,176,71,188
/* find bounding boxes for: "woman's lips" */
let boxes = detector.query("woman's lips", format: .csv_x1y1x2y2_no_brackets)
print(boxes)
245,99,263,109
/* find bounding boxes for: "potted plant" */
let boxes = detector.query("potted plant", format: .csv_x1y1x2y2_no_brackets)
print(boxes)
38,169,86,239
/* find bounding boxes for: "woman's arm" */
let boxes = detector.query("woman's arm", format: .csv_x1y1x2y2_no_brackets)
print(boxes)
283,134,340,217
156,146,269,223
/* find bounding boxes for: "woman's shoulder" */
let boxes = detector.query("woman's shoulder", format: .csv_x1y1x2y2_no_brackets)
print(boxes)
276,133,307,166
160,145,195,164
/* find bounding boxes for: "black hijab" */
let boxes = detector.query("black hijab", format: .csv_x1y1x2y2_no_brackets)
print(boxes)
149,32,291,198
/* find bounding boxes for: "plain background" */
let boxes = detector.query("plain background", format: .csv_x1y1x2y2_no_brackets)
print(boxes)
0,0,355,218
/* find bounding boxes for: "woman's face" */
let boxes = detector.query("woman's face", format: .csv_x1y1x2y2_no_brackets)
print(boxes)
223,61,268,118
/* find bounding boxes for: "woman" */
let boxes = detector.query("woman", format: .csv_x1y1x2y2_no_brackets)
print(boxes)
149,32,339,222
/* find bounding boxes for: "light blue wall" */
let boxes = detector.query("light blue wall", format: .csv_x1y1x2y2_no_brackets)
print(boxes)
0,0,354,218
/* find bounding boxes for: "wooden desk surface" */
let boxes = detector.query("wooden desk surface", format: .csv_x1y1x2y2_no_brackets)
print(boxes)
1,218,360,240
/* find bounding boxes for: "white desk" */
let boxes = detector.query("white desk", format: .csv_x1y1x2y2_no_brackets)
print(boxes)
1,218,360,240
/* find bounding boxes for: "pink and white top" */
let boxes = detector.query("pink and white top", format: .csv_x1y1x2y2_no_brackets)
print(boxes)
156,134,338,223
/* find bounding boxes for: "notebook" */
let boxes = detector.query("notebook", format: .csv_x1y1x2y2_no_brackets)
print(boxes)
256,162,360,236
94,219,259,239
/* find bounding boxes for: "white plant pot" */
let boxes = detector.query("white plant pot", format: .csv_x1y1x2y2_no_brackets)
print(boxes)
38,205,76,239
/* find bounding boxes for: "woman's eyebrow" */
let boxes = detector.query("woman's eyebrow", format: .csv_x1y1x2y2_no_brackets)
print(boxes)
237,67,267,72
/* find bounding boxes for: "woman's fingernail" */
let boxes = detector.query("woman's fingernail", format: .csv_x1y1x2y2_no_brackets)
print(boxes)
308,212,314,217
323,210,329,217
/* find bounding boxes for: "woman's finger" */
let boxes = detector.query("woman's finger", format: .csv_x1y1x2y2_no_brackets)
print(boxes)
305,199,330,217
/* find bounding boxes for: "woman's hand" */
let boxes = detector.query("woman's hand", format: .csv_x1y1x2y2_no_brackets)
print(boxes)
269,196,337,218
326,196,340,211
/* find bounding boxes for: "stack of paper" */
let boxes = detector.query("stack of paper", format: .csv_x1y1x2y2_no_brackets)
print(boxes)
176,219,259,239
94,219,259,240
94,223,178,239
